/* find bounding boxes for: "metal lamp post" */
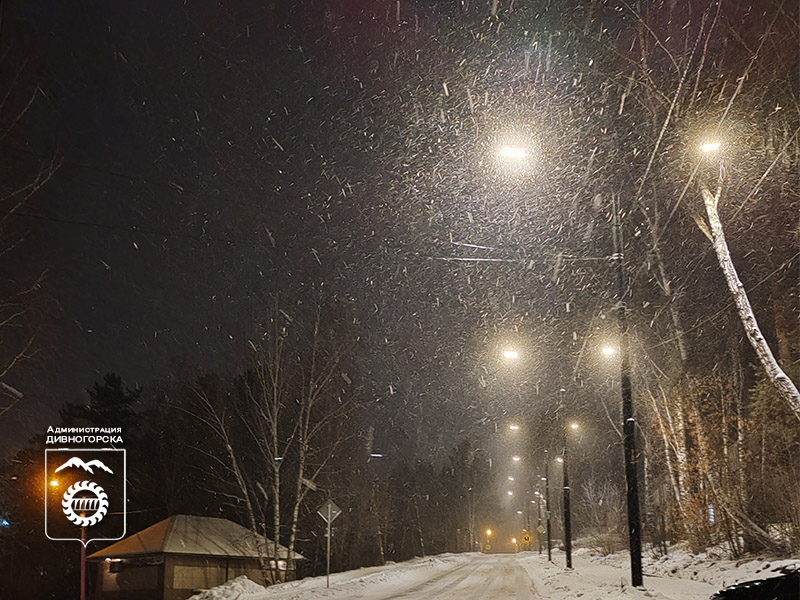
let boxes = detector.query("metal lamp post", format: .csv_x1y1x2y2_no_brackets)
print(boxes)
561,448,572,569
562,422,579,569
612,196,643,587
544,451,552,562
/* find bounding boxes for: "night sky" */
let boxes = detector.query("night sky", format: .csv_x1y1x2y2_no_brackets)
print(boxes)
1,0,796,461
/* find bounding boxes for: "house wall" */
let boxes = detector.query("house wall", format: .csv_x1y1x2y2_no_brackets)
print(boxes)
164,555,226,600
95,554,298,600
226,558,269,585
94,555,164,600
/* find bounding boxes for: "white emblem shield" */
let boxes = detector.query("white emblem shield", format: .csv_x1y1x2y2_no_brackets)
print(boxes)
45,448,126,546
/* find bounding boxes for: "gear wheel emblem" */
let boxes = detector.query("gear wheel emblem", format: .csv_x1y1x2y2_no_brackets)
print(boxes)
61,480,109,527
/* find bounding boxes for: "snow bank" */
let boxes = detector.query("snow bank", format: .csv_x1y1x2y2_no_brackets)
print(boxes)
573,544,800,590
578,544,799,590
518,550,716,600
188,575,267,600
643,546,800,590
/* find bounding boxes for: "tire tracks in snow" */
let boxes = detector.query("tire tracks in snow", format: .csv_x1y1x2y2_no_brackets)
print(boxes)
377,558,481,600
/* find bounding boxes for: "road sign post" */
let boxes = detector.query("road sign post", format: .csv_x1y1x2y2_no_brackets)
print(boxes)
317,499,342,589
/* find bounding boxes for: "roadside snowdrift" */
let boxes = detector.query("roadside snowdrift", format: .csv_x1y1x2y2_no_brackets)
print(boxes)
189,575,267,599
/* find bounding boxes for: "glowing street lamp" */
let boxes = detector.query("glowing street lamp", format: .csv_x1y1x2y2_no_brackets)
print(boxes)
569,422,580,431
512,455,521,462
602,346,616,357
503,349,519,360
49,479,59,488
508,423,521,431
700,140,721,154
508,476,515,481
507,490,514,496
498,146,527,160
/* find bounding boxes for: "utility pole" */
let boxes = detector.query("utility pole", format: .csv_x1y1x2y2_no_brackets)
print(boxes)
467,486,475,552
613,195,643,587
559,386,573,570
562,425,572,569
544,450,552,562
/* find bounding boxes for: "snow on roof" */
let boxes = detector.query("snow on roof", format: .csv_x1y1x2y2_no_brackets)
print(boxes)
88,514,304,561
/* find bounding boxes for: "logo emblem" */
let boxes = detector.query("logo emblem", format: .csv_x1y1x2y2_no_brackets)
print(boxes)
62,480,109,526
45,449,126,546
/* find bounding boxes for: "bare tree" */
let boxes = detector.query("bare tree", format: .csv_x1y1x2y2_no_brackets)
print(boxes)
696,184,800,421
286,309,355,566
189,384,265,559
241,310,296,583
189,303,357,582
577,477,627,556
0,6,60,418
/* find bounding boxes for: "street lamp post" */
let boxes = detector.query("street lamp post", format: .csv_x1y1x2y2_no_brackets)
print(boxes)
557,386,574,570
562,422,579,570
612,196,643,587
544,451,552,562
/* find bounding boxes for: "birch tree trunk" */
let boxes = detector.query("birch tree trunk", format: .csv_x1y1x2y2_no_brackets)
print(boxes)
373,482,387,564
287,439,306,574
246,314,294,585
701,186,800,421
646,388,683,512
193,389,268,573
286,312,349,569
271,452,282,582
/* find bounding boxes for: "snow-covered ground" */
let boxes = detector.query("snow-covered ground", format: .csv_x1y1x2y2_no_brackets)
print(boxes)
189,575,269,599
190,548,800,600
613,545,798,591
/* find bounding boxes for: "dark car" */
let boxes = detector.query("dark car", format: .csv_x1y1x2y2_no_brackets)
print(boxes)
710,568,799,600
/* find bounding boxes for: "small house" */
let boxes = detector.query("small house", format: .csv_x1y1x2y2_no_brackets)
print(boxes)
88,514,304,600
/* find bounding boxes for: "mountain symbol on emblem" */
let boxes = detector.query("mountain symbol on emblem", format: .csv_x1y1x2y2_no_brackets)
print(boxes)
55,457,114,475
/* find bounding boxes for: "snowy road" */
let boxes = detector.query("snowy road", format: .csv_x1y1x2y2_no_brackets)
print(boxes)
196,550,732,600
220,553,541,600
374,554,539,600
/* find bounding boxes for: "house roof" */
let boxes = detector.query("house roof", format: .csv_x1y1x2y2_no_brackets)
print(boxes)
87,514,304,561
